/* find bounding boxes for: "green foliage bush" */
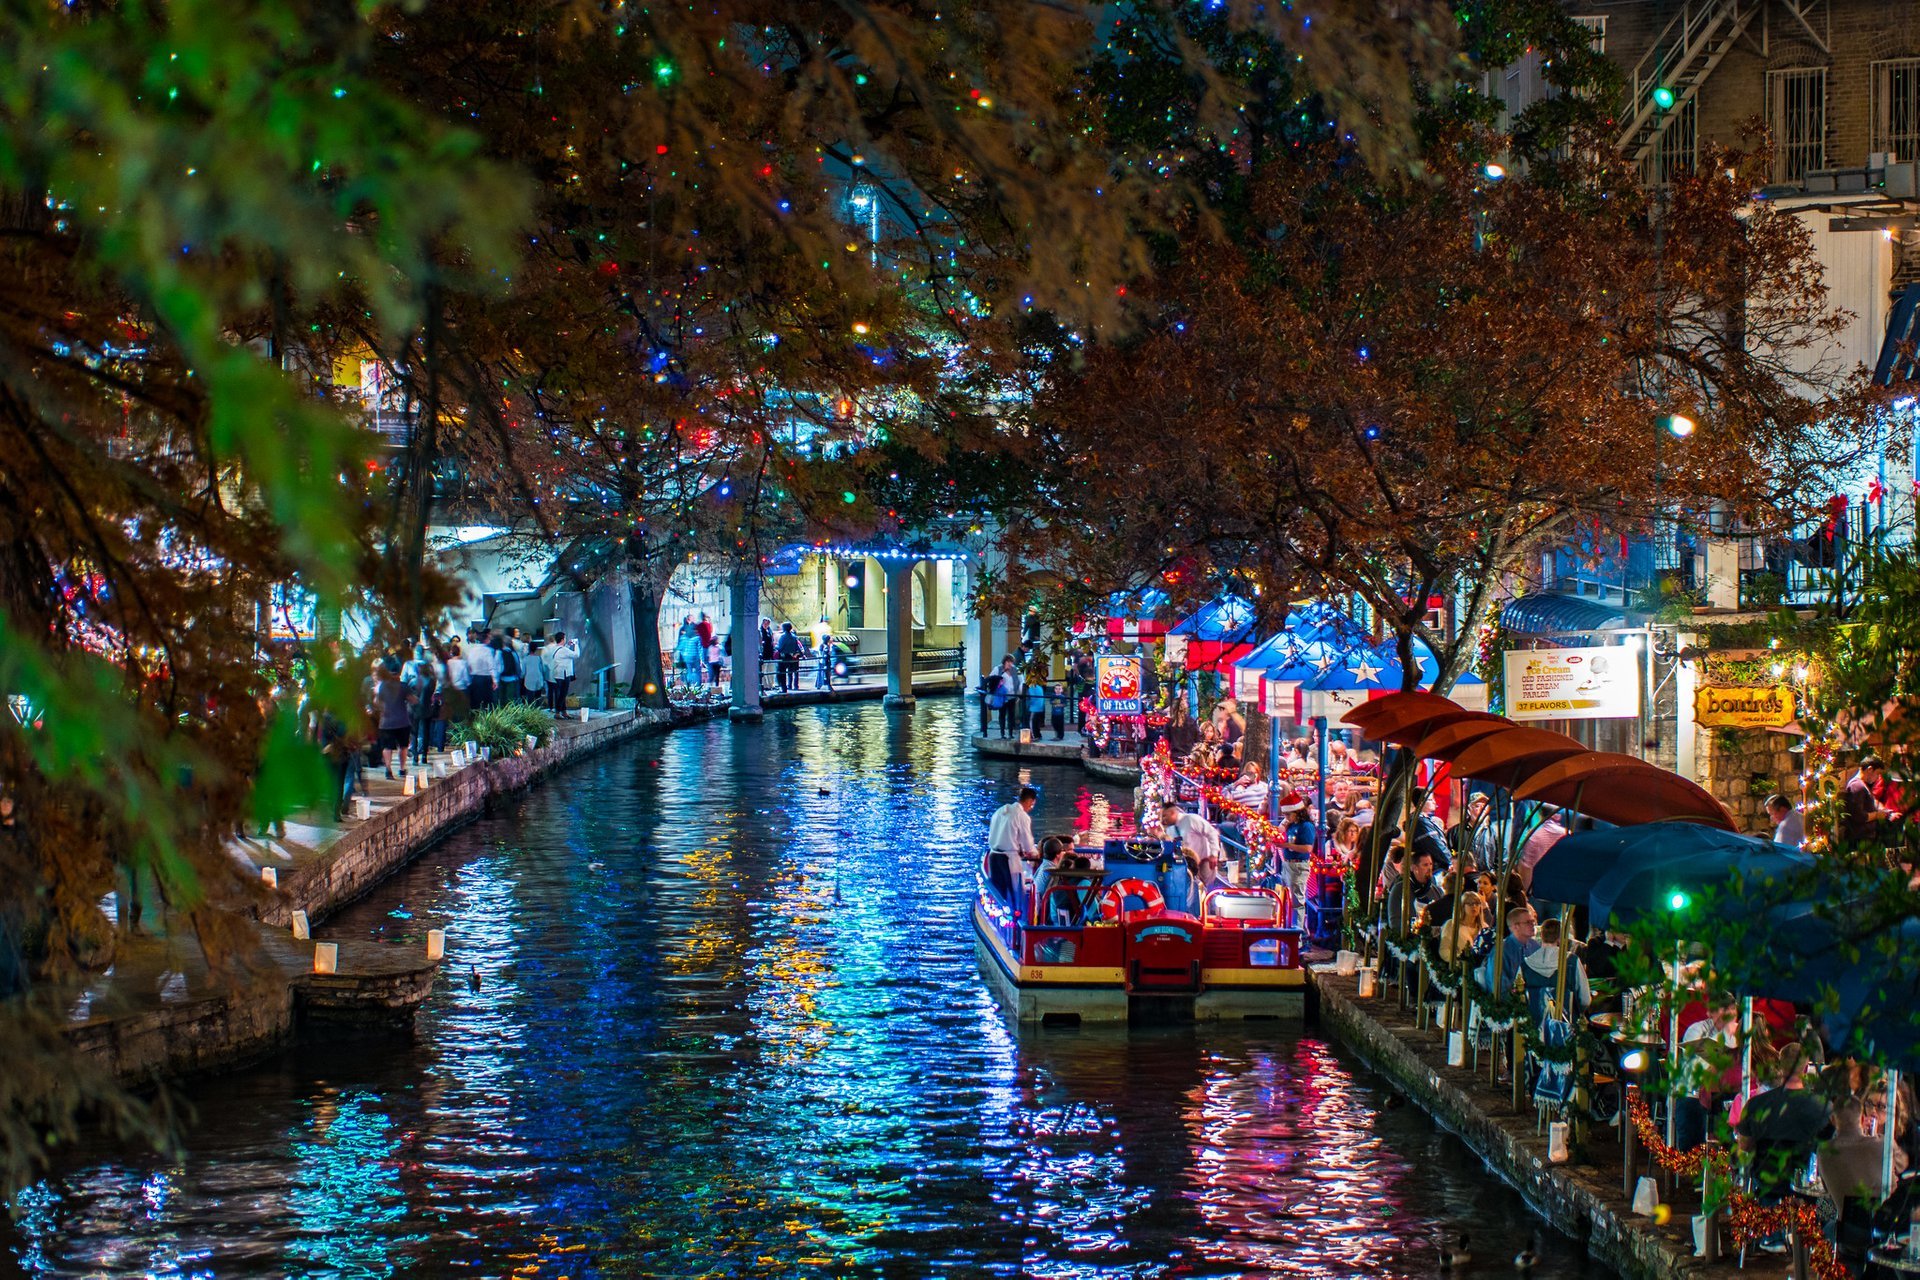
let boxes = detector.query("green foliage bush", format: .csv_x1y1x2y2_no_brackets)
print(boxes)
457,703,556,755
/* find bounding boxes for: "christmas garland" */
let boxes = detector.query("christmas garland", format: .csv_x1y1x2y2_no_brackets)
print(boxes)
1476,986,1530,1034
1143,752,1356,880
1625,1096,1852,1280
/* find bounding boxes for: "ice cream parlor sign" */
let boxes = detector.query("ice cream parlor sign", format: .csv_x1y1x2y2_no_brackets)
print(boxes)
1503,646,1640,722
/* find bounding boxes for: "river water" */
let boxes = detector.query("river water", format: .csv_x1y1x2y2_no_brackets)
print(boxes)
6,700,1610,1278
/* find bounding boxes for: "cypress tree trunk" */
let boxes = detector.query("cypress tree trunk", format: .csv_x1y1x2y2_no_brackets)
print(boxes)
627,574,668,710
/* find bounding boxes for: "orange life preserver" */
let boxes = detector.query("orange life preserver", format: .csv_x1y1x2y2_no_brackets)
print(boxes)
1099,877,1167,923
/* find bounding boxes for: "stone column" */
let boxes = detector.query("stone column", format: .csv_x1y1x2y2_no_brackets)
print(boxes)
883,557,919,706
728,567,763,721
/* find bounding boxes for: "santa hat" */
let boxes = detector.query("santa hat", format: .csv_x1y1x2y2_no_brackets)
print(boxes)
1279,790,1308,813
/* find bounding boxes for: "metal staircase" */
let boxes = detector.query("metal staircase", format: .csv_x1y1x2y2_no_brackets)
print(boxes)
1617,0,1761,176
1874,283,1920,388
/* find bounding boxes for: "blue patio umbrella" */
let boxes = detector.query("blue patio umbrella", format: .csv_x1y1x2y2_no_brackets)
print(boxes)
1166,594,1258,641
1586,843,1812,927
1529,822,1807,917
1740,911,1920,1071
1296,640,1487,719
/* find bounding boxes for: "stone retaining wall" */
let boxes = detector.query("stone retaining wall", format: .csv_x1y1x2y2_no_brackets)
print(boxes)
70,982,298,1085
1313,971,1706,1280
74,707,712,1087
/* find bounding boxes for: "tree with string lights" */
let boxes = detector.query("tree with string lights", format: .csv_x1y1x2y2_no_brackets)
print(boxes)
341,0,1477,678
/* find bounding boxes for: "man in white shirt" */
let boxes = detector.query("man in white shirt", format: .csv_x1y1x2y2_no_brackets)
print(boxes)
547,632,580,714
465,630,498,708
1159,801,1223,864
987,787,1041,899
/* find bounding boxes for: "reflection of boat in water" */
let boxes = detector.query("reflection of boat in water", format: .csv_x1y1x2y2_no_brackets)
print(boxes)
973,838,1307,1024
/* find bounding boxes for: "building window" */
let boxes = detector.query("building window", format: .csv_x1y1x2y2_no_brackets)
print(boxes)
1572,15,1606,53
1767,68,1827,183
1873,59,1920,162
843,560,865,629
1645,96,1698,186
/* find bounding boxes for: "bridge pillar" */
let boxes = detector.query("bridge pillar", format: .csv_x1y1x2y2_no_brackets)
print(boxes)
882,557,920,707
728,567,763,720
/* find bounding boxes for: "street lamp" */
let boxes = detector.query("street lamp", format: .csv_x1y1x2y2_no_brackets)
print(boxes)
1660,413,1696,438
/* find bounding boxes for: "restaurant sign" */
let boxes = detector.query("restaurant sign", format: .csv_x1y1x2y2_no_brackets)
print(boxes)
1503,646,1641,722
1095,654,1145,715
1693,684,1795,730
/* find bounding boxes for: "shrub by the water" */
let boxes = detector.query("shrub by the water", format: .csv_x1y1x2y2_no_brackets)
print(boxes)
457,703,556,755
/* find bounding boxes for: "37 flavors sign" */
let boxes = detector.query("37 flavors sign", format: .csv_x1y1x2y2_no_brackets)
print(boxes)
1502,646,1641,722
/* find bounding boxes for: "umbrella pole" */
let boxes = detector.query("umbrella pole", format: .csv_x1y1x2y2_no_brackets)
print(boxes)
1554,904,1572,1016
1884,1069,1901,1204
1667,941,1681,1166
1738,997,1754,1109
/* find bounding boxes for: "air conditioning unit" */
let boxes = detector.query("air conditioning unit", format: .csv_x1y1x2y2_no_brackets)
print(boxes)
1886,162,1919,199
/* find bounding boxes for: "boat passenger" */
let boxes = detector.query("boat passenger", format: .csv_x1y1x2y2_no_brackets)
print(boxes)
987,787,1041,901
1186,722,1223,771
1222,761,1269,811
1030,836,1069,924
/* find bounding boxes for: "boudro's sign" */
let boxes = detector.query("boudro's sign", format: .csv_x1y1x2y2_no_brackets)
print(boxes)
1694,684,1795,730
1503,646,1641,722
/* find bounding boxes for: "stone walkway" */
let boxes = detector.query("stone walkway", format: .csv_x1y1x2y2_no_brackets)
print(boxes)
223,708,618,891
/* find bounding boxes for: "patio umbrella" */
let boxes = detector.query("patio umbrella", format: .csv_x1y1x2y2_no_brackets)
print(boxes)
1585,842,1812,927
1299,643,1487,719
1530,822,1806,916
1510,752,1734,830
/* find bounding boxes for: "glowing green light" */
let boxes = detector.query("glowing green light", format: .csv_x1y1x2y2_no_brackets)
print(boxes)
654,60,673,81
842,491,857,504
1667,889,1690,912
1652,86,1676,110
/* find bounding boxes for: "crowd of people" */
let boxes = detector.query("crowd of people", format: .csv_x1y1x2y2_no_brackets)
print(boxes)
295,624,579,823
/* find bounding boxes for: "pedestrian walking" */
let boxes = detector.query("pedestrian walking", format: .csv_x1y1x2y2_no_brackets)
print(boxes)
996,655,1022,738
675,615,703,686
494,634,521,703
405,645,438,759
443,639,471,724
775,622,803,691
547,631,578,713
426,645,451,750
814,634,837,690
707,635,725,688
466,629,496,708
977,669,1000,735
521,640,548,707
1071,650,1096,732
1026,678,1048,739
373,657,415,779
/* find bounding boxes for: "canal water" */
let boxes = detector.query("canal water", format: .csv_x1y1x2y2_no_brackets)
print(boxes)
7,700,1612,1278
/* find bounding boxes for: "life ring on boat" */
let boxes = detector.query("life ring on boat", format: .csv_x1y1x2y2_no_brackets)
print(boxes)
1099,878,1166,922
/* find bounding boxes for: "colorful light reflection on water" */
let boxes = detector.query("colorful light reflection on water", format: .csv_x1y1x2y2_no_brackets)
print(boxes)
5,700,1611,1278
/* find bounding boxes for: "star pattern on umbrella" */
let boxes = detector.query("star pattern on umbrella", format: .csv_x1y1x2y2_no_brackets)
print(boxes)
1311,649,1339,675
1348,654,1384,684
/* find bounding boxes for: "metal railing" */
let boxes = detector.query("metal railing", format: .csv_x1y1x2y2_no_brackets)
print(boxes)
757,646,966,695
591,664,620,710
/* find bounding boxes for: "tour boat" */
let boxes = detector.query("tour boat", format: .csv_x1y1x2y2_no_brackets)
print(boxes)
972,839,1308,1024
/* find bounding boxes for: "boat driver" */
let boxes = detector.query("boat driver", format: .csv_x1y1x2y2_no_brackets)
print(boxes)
1160,801,1224,911
987,786,1041,899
